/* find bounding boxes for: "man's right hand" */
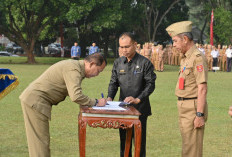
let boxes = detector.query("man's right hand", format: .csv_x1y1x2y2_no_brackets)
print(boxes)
96,98,107,107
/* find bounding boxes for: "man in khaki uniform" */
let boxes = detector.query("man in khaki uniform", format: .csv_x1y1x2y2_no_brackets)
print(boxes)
151,45,158,70
163,46,169,64
155,45,160,70
19,53,107,157
167,45,173,65
158,45,164,71
140,44,145,56
144,42,152,60
222,45,227,72
166,21,208,157
136,44,141,54
206,44,212,71
174,47,180,65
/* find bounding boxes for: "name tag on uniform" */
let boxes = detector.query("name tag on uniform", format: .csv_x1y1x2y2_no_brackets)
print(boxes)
179,77,184,90
119,69,126,74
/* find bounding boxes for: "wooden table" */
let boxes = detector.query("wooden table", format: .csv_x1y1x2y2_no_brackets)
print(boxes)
78,105,141,157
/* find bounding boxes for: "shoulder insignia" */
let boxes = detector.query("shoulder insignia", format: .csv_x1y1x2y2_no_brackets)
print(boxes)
197,64,203,72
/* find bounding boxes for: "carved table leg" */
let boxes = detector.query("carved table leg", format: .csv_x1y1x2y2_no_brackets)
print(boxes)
78,115,87,157
124,127,133,157
134,121,141,157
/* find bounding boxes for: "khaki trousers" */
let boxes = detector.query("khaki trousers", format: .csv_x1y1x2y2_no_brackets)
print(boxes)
155,60,159,71
177,99,208,157
174,56,179,65
21,101,50,157
158,60,164,71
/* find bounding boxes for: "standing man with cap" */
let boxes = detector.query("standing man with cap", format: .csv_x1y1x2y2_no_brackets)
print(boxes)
166,21,208,157
107,32,156,157
71,42,81,60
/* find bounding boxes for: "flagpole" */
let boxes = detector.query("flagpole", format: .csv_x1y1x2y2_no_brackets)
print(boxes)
210,10,214,46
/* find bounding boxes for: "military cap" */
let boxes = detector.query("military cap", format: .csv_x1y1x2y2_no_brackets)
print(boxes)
166,21,192,37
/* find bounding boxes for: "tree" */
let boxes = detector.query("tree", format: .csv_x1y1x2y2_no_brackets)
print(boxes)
213,7,232,44
199,0,232,44
0,0,70,63
66,0,124,57
185,0,209,44
138,0,184,42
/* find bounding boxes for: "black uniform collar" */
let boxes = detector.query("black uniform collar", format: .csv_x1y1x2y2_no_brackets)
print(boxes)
123,52,139,63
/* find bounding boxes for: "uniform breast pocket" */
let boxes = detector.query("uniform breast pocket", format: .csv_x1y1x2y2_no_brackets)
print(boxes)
134,71,143,78
118,72,126,81
184,67,194,81
183,68,191,78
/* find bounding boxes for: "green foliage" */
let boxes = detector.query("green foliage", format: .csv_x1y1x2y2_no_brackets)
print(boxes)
66,0,123,33
214,7,232,44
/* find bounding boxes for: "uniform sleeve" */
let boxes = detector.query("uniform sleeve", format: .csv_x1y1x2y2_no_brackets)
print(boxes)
107,60,119,100
193,55,208,85
137,61,156,101
63,67,95,106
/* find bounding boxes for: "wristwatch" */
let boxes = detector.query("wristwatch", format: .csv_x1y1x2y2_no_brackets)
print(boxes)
196,112,204,117
94,99,99,106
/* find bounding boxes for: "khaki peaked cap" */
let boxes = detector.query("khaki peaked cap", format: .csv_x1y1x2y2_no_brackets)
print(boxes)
166,21,192,37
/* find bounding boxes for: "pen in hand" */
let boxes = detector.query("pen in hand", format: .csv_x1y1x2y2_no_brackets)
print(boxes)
101,93,109,105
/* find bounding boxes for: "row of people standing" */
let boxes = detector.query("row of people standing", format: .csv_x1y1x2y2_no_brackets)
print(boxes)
71,42,99,60
135,43,182,72
196,44,232,72
135,42,232,72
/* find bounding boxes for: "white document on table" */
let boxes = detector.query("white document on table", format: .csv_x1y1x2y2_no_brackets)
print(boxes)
92,101,129,111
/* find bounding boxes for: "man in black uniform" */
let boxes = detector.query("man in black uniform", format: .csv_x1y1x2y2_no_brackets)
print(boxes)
107,32,156,157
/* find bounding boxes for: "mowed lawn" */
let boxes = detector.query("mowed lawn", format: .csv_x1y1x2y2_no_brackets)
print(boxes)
0,57,232,157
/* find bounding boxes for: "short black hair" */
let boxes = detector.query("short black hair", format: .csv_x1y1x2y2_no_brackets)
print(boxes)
84,53,107,66
119,32,136,42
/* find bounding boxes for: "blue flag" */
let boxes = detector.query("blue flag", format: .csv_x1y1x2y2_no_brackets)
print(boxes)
0,69,19,100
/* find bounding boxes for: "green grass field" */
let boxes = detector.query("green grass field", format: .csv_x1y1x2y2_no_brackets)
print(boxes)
1,57,232,157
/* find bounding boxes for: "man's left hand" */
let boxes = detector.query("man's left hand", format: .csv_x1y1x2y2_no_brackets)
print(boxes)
124,96,141,104
194,116,205,129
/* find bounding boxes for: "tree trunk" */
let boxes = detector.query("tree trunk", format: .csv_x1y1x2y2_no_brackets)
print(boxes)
103,35,109,57
25,48,36,63
200,14,209,44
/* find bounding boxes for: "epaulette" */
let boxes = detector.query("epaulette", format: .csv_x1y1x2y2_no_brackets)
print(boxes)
194,50,201,57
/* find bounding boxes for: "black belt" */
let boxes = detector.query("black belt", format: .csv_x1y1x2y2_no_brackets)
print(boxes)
178,97,197,101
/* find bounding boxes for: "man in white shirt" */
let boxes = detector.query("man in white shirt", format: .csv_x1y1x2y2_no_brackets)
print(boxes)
211,46,219,71
225,45,232,72
198,44,205,55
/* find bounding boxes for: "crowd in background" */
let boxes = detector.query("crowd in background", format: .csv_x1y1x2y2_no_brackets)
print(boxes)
134,42,232,72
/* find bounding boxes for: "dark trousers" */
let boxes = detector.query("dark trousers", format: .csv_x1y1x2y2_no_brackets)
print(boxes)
213,58,218,67
119,115,147,157
227,57,232,72
212,58,218,72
